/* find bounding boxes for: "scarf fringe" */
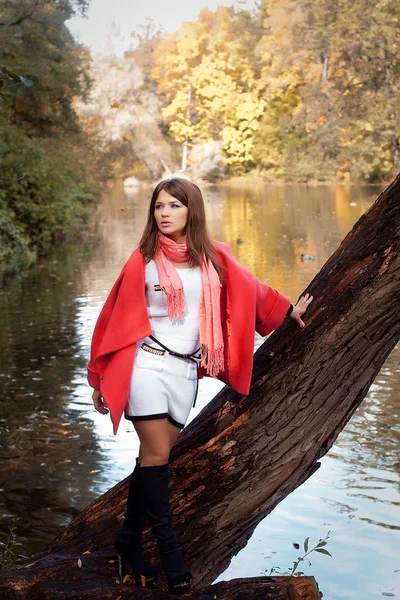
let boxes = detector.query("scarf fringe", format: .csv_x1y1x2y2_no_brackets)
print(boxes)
200,343,224,378
166,286,185,320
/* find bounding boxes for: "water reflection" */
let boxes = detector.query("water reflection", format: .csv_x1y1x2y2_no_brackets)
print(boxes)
1,181,399,600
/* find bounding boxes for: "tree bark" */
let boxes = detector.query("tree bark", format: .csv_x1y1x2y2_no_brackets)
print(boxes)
1,174,399,598
0,568,321,600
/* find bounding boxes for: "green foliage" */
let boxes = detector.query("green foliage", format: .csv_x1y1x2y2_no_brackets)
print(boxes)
266,531,332,579
0,0,101,280
0,125,96,255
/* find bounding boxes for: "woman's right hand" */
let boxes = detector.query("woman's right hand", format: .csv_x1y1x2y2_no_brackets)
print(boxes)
92,389,109,415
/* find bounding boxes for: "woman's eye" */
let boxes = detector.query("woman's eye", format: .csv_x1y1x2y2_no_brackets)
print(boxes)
155,204,180,209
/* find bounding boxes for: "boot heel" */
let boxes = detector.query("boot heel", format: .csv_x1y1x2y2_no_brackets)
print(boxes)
133,573,157,588
117,552,159,585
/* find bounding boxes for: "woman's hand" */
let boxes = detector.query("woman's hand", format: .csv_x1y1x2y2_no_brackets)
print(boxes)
92,389,109,415
290,293,313,328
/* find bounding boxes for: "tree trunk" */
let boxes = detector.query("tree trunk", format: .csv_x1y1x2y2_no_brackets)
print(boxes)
0,568,321,599
181,139,188,171
1,174,399,598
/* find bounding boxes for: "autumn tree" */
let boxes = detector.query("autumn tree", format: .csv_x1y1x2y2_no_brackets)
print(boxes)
254,0,400,182
152,6,266,174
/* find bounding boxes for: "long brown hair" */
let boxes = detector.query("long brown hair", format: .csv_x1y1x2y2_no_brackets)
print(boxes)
139,178,224,282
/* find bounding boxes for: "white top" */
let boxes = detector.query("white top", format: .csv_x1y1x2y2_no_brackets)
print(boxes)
139,259,202,355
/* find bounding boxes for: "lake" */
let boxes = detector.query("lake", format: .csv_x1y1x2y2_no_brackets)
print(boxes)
0,180,398,599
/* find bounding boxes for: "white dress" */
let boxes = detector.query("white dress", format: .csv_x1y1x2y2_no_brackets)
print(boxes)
124,260,202,429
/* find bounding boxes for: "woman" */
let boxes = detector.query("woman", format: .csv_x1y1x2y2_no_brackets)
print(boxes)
87,178,313,594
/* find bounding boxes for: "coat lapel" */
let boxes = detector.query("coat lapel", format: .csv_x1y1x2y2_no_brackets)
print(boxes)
97,249,152,358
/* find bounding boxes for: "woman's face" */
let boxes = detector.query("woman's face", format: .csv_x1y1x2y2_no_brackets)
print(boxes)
154,189,189,243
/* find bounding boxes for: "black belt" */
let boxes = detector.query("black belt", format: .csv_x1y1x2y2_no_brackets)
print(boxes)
148,335,201,408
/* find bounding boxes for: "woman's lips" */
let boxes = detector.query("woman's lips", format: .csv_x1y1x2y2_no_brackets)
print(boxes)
161,221,172,226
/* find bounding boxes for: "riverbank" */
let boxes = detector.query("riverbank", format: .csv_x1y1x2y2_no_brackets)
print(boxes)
218,173,393,188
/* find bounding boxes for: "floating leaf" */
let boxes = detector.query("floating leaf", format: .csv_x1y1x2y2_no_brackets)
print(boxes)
77,558,82,568
19,76,34,87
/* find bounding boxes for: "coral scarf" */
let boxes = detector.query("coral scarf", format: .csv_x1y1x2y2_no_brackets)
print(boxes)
154,231,224,377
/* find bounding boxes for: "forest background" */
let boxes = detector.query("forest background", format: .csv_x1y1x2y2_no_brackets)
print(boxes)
0,0,399,279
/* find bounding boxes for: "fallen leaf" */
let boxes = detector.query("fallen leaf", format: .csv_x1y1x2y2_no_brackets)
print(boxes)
122,574,131,584
115,577,121,584
108,559,116,563
82,550,91,555
77,558,82,568
89,469,101,474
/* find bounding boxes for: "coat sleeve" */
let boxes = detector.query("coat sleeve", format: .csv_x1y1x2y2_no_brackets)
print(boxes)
86,263,127,389
253,275,291,337
213,239,291,337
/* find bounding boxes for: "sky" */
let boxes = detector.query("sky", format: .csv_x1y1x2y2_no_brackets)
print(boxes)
67,0,257,56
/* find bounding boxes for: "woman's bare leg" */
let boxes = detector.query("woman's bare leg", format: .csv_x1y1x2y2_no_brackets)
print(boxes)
167,421,181,450
133,419,171,466
136,420,181,466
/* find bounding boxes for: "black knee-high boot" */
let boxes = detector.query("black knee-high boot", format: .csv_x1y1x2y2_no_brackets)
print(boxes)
114,457,159,585
139,463,192,594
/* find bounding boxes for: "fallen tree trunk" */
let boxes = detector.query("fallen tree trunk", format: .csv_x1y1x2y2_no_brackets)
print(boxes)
1,174,399,598
0,568,321,600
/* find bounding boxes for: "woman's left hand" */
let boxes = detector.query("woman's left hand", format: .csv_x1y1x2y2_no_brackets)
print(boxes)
290,293,313,328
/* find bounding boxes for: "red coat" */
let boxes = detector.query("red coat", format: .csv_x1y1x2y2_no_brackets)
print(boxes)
87,241,290,434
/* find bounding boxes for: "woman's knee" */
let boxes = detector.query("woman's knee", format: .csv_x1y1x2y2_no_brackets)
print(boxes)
140,450,170,466
133,419,171,466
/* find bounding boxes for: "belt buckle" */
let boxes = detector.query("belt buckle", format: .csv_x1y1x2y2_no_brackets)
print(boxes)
141,343,165,356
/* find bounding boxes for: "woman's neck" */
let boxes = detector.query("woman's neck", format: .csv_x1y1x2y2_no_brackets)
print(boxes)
164,232,187,244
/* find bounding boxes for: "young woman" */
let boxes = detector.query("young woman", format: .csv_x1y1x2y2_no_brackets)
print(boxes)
87,178,313,594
